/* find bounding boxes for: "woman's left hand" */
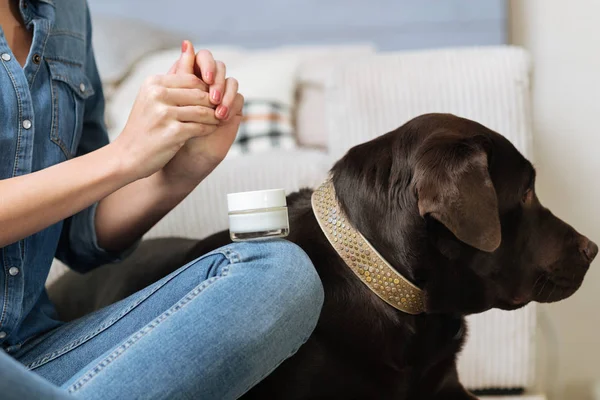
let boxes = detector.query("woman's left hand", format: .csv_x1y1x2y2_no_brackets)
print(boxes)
160,40,244,187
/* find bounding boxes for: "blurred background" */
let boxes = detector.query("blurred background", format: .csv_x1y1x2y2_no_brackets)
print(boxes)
510,2,600,399
63,0,600,398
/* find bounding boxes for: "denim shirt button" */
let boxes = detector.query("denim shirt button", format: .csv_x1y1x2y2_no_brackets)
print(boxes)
1,53,11,62
22,119,32,130
8,267,19,276
0,332,6,339
79,83,86,92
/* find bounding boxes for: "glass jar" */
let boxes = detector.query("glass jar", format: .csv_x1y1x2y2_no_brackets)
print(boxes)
227,188,289,241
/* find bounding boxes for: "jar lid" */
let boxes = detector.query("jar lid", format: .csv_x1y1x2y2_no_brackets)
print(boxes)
227,188,287,212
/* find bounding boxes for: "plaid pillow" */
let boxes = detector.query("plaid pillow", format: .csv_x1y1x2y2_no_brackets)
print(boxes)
227,100,296,157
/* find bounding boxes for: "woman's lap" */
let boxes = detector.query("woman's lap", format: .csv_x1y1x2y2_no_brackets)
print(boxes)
5,239,323,399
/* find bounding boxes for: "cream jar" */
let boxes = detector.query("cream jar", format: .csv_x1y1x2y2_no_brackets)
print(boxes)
227,189,289,241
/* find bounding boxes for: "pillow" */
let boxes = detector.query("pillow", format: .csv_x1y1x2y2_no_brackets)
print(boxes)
227,100,295,158
106,46,303,157
216,44,376,150
283,45,377,149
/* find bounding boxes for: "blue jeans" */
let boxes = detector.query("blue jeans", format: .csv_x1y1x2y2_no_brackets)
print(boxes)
0,240,324,399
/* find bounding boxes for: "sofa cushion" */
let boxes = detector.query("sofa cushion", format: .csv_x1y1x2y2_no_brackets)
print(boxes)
291,44,376,148
325,46,533,161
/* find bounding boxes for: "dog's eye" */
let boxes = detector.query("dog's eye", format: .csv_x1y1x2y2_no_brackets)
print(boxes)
522,188,533,204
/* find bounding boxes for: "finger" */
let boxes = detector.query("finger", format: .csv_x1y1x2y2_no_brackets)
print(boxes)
216,78,239,120
177,40,196,75
165,88,214,108
194,49,217,85
223,93,245,122
180,121,219,139
231,93,245,117
158,74,208,91
209,61,226,105
176,105,220,125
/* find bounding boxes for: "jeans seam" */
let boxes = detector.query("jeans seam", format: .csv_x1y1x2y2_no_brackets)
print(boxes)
26,282,163,370
67,264,231,393
26,249,237,370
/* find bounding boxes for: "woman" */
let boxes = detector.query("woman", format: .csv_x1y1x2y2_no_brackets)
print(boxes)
0,0,324,398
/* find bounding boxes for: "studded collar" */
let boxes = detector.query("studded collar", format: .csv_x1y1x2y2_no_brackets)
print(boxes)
311,178,425,315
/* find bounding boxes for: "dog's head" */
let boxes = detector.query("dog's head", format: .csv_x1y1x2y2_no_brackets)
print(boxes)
331,113,596,314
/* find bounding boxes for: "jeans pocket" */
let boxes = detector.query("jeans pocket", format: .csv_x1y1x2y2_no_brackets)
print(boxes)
47,59,95,159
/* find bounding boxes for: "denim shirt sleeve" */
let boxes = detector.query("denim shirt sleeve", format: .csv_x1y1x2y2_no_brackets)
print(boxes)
55,6,138,272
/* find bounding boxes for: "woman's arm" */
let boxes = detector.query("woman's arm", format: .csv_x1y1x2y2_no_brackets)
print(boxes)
94,169,198,253
94,43,243,252
0,71,220,250
0,143,129,248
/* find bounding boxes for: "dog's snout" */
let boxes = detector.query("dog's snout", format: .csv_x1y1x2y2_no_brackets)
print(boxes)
580,238,598,263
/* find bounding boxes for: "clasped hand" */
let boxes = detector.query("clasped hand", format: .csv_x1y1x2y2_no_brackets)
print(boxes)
113,40,244,187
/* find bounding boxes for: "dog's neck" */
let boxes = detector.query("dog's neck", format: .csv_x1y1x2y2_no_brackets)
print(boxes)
311,178,425,315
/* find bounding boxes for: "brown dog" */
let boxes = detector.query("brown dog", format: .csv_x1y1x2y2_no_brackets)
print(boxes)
50,113,597,399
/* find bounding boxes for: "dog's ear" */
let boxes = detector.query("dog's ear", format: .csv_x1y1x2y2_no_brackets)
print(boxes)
413,131,501,252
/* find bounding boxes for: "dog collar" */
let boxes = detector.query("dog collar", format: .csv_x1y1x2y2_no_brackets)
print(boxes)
311,178,425,315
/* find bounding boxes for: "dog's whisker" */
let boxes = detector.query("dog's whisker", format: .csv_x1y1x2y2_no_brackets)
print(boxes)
546,282,556,302
532,274,544,292
538,277,549,297
535,278,543,296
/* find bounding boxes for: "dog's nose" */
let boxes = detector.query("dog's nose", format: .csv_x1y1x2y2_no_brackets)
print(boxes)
580,238,598,262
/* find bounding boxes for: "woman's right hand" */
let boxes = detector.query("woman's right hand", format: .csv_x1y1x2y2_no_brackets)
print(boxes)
111,73,218,180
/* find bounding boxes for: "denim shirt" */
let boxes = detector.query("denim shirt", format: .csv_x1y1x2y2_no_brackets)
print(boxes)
0,0,128,349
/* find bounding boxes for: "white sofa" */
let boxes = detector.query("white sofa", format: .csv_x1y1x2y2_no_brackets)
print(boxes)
48,44,545,399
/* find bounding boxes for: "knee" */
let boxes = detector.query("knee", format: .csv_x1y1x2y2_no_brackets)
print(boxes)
262,240,324,329
236,239,324,340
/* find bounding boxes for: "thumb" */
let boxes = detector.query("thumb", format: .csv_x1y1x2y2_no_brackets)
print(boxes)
177,40,196,75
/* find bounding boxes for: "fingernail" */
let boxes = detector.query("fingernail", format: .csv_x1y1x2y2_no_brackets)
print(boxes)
217,105,229,119
181,41,188,53
206,72,214,84
211,89,221,103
